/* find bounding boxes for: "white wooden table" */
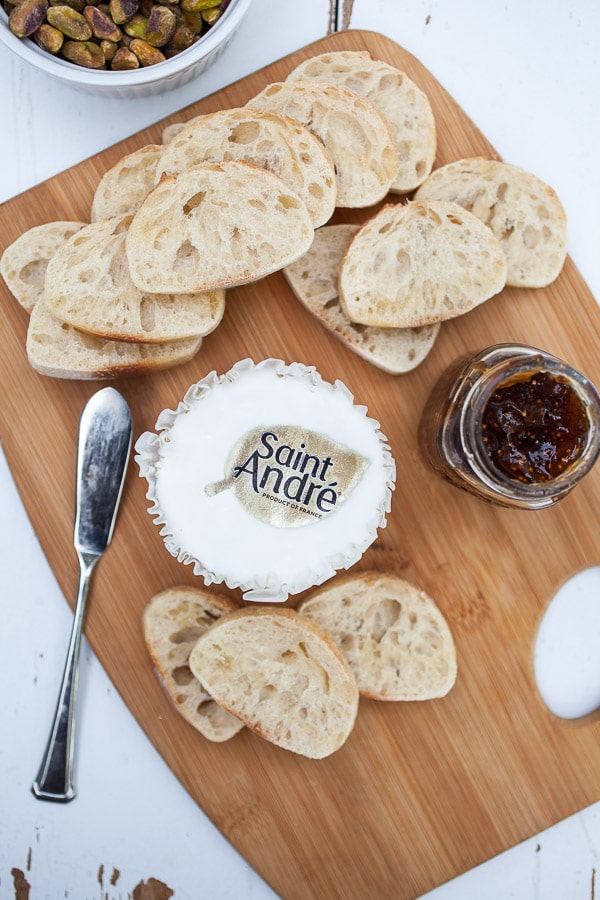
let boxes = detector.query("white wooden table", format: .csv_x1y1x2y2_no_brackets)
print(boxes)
2,1,600,897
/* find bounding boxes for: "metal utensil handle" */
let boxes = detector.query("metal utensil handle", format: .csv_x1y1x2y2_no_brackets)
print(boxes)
32,551,98,802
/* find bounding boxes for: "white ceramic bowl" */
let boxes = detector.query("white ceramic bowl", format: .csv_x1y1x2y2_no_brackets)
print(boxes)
0,0,253,97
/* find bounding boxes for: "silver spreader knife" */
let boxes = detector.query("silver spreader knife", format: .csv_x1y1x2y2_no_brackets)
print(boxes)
32,387,132,802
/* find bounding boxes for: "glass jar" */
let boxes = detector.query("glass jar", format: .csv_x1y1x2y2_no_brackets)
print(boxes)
419,343,600,509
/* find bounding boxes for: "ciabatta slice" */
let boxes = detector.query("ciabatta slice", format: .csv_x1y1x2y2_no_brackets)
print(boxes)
91,144,165,222
415,156,568,287
287,50,436,193
284,223,440,373
246,80,398,208
27,300,202,380
189,607,359,758
126,161,314,294
299,572,457,701
43,215,226,343
156,108,336,228
0,221,86,313
142,586,243,742
339,200,507,328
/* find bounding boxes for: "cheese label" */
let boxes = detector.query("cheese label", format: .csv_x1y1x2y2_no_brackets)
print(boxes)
206,425,368,528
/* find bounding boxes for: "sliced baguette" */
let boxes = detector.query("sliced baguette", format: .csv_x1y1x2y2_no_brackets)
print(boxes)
156,108,336,228
142,586,244,742
91,144,165,223
189,607,359,758
284,223,440,373
125,160,314,294
339,200,507,328
298,572,457,701
0,221,86,313
414,157,568,287
246,80,398,208
27,300,202,380
43,215,226,343
287,50,436,193
162,117,201,145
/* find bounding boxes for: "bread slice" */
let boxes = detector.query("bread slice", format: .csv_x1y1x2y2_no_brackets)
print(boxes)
91,144,164,223
0,221,86,313
414,157,568,287
287,50,436,194
284,224,440,373
43,215,226,342
125,160,314,294
27,300,202,379
189,607,359,758
298,572,457,701
162,117,201,145
142,586,244,742
156,108,336,228
246,80,398,208
339,200,507,328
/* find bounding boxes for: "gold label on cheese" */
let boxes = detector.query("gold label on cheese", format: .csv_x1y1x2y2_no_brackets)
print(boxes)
206,425,368,528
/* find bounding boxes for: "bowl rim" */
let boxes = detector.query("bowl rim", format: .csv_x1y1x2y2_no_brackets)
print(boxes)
0,0,253,87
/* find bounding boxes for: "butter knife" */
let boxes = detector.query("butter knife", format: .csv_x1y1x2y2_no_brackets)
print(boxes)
32,387,132,802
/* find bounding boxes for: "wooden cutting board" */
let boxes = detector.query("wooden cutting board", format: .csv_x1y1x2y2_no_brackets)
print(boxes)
2,30,600,900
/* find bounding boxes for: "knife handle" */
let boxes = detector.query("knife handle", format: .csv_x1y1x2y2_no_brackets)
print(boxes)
32,552,98,803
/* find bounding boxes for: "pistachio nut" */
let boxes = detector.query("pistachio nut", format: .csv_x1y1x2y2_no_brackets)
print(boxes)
50,0,85,11
129,36,164,65
162,20,192,53
181,8,202,33
61,38,105,65
180,0,217,9
8,0,48,38
200,5,218,23
33,21,64,50
145,4,175,45
47,5,92,39
100,36,117,59
110,44,139,67
83,3,121,38
108,0,137,24
122,9,146,36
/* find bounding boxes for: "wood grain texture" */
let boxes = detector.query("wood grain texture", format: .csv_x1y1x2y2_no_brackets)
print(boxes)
1,30,600,900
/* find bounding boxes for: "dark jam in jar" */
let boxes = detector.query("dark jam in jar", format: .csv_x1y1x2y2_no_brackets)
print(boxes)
481,371,589,484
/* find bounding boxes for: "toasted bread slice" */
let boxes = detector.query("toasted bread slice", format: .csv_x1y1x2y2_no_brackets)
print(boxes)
284,223,440,373
415,157,568,287
91,144,165,223
287,50,436,193
339,200,507,328
125,161,314,294
142,586,243,743
156,108,336,228
246,80,398,208
299,572,457,701
43,215,226,343
27,300,202,380
0,221,86,313
189,607,359,758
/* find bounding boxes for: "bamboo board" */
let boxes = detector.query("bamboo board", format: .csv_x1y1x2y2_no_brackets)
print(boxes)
2,30,600,900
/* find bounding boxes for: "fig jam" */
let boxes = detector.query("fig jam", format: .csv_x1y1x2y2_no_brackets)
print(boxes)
419,344,600,509
481,372,589,483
